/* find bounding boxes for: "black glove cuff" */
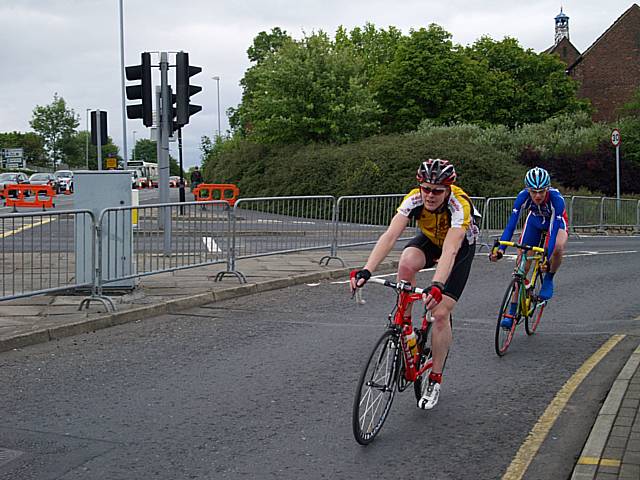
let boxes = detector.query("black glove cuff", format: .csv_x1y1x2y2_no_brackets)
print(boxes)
430,281,445,292
356,269,372,281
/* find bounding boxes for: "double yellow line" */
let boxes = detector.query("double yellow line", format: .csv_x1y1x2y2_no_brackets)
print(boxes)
502,334,625,480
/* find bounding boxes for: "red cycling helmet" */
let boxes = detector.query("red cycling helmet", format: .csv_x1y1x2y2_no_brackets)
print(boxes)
416,159,457,185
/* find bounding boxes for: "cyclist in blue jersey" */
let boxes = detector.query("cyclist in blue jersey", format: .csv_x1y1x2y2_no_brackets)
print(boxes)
489,167,568,329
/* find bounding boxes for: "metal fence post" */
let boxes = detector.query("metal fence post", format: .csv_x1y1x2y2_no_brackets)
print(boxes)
214,202,246,283
598,197,606,234
319,197,344,267
79,212,115,311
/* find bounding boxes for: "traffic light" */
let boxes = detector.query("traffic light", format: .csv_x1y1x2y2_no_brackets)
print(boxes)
168,86,177,134
125,52,153,127
175,51,202,127
90,110,108,145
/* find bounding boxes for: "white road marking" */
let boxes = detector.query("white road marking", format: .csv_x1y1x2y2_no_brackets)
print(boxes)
202,237,221,253
330,267,436,284
324,249,637,286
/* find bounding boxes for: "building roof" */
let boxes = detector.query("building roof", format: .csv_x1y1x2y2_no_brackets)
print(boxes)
544,36,580,56
567,3,640,71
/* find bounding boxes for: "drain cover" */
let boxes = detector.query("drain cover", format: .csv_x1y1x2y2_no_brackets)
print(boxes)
0,448,23,467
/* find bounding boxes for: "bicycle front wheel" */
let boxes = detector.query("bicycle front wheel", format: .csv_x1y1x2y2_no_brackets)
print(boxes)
525,271,546,335
352,329,401,445
495,279,518,357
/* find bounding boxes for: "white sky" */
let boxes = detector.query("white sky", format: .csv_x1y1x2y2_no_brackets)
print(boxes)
0,1,635,168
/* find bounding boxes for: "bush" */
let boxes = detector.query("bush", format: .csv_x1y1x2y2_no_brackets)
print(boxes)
519,142,640,195
204,130,525,198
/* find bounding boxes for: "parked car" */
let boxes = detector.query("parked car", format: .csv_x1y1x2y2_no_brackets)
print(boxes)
169,176,182,188
54,170,74,193
29,172,60,193
0,172,30,198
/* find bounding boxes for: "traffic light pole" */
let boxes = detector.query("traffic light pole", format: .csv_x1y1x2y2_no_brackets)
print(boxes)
96,109,103,170
178,128,185,214
159,52,172,254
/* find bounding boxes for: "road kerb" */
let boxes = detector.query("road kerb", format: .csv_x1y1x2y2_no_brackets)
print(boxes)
0,262,399,353
571,343,640,480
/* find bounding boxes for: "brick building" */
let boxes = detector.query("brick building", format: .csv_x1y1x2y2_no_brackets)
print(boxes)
546,4,640,122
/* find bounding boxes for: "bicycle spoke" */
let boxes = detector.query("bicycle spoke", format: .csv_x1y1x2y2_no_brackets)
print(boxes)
353,331,399,444
495,279,518,356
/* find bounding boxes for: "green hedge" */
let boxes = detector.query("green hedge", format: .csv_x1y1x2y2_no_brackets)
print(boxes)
203,113,638,198
204,131,525,198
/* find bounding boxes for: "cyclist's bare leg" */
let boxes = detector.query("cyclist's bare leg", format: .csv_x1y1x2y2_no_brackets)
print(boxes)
548,229,568,273
430,296,455,374
397,247,427,319
397,247,426,285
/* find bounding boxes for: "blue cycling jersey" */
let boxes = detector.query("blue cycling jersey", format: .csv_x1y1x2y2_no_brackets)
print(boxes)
499,188,567,257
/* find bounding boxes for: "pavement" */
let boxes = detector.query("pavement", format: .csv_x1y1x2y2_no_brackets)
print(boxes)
0,248,639,479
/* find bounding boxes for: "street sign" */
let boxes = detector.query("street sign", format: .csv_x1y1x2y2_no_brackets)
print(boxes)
106,157,117,169
0,148,25,169
611,129,621,147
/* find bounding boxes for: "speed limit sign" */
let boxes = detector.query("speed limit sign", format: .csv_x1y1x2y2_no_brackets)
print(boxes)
611,129,621,147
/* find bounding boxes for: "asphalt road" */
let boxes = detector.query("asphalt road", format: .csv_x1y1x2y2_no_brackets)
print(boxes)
0,236,639,479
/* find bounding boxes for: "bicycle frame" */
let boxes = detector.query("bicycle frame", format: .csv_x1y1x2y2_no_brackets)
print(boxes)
498,240,546,317
369,278,433,383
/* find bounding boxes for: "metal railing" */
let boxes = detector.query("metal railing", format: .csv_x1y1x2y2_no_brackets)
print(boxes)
0,210,95,301
1,194,638,307
600,198,638,232
216,196,336,281
570,196,603,234
80,201,231,310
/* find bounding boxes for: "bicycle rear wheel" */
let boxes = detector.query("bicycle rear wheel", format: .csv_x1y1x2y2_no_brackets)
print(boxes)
352,329,401,445
525,271,545,335
495,279,518,357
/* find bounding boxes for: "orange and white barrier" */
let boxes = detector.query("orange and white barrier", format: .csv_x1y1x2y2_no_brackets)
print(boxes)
3,184,56,211
193,184,240,206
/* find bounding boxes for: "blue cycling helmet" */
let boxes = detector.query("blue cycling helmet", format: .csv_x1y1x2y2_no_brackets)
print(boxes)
524,167,550,189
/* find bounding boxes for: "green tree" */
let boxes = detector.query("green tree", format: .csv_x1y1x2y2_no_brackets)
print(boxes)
247,27,292,63
0,131,46,167
231,31,382,144
29,93,79,169
334,23,403,80
62,131,120,169
374,24,489,132
465,37,589,126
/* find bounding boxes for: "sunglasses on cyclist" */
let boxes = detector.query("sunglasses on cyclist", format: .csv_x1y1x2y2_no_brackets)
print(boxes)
527,187,549,194
420,185,448,195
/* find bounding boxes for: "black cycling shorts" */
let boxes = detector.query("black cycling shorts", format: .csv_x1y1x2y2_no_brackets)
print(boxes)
404,232,475,302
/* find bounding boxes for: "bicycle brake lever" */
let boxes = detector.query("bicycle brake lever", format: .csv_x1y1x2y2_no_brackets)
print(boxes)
355,288,366,305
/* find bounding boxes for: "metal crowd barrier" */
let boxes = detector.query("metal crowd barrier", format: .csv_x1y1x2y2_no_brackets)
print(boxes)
215,196,336,282
0,210,95,301
80,201,231,310
321,194,412,265
570,196,603,234
2,194,639,306
600,198,639,233
478,197,520,247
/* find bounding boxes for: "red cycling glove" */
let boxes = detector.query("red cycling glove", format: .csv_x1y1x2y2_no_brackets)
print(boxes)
427,282,444,304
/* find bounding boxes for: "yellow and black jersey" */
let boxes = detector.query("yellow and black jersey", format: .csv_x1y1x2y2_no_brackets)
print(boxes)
397,185,480,247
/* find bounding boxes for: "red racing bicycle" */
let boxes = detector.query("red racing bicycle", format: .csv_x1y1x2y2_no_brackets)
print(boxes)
351,277,435,445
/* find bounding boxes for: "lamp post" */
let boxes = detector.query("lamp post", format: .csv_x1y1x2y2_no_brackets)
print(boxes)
118,0,129,168
85,108,91,169
212,76,221,138
132,130,137,161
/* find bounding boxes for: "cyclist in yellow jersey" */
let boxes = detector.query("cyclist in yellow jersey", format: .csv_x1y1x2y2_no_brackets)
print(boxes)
350,159,479,410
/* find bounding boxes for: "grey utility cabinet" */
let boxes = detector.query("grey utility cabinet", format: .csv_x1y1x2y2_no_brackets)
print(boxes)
75,171,135,290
